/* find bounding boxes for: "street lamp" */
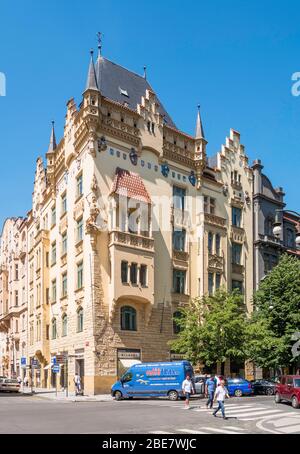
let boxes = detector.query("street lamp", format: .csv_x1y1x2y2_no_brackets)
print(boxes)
273,209,300,250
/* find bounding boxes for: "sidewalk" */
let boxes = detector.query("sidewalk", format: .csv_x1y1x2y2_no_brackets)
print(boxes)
21,387,113,402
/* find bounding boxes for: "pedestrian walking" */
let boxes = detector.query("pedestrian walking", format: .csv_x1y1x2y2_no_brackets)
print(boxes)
182,374,194,409
74,372,82,395
212,380,229,419
205,374,216,409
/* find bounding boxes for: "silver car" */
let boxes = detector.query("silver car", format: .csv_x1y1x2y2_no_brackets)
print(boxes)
0,378,20,393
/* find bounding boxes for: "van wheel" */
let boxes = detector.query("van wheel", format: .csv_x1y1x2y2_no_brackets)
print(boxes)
266,387,274,396
168,390,178,401
292,396,300,409
114,391,122,401
234,389,243,397
275,393,282,403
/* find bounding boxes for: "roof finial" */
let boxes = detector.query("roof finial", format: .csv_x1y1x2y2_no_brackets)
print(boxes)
97,31,103,58
195,104,205,139
48,120,57,153
143,66,147,80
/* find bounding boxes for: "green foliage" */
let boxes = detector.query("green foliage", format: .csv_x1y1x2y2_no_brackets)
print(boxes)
170,289,248,366
246,254,300,369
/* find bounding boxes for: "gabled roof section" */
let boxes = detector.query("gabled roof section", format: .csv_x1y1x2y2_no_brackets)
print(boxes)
95,57,176,128
110,167,152,204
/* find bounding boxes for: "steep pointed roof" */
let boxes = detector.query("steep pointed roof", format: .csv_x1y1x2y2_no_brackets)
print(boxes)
85,50,99,92
48,121,57,153
195,105,205,139
110,167,152,204
95,56,176,128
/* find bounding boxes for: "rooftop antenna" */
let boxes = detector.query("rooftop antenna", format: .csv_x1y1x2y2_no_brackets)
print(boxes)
143,66,147,80
96,31,103,57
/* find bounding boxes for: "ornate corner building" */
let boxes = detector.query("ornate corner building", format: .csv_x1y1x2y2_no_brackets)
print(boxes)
0,48,295,392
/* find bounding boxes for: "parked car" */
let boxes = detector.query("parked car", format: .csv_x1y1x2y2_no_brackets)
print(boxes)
275,375,300,409
193,375,209,395
0,378,20,393
251,379,276,395
226,378,253,397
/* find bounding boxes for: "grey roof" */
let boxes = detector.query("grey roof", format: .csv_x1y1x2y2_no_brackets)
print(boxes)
95,56,176,128
195,106,205,139
48,121,57,153
85,52,99,92
206,154,218,168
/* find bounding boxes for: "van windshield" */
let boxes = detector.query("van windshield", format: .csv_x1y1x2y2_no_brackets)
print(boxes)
184,365,194,378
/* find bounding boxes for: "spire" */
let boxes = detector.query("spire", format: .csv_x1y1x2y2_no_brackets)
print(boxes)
48,121,57,153
85,50,99,92
195,105,205,139
95,33,103,89
143,66,147,80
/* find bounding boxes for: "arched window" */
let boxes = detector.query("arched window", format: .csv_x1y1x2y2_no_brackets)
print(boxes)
173,311,183,334
62,314,67,337
121,306,137,331
208,232,213,254
77,308,83,333
51,318,57,340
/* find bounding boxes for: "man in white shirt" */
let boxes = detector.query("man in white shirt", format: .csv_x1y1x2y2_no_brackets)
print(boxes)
212,380,229,419
182,374,194,409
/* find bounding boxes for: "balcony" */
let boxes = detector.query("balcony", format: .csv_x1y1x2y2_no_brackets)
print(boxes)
173,250,189,263
258,233,281,246
232,263,244,275
231,180,242,191
204,213,227,229
35,229,49,246
109,230,154,252
171,208,191,229
231,225,245,244
208,254,224,272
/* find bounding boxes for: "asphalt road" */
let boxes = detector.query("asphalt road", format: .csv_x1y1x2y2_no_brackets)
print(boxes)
0,393,300,434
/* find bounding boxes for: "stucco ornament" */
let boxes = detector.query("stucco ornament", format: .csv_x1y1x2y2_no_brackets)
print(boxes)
98,136,107,152
223,183,229,196
161,162,170,178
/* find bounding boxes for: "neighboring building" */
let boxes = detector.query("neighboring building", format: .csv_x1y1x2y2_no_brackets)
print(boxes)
0,49,257,390
252,159,285,289
252,159,299,289
0,217,28,378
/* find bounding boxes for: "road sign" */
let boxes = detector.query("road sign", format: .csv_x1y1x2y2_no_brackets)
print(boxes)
56,354,67,364
52,365,60,374
31,359,39,368
21,357,26,367
51,356,57,365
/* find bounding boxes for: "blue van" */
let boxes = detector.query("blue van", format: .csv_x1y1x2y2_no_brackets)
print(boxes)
111,361,194,401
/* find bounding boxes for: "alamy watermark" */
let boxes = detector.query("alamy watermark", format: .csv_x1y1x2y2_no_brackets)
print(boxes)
0,72,6,96
291,72,300,96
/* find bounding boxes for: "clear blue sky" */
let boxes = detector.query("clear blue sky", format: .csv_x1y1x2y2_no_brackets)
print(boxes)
0,0,299,226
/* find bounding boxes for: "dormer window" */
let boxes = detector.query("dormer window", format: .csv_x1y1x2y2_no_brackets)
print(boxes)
119,87,129,97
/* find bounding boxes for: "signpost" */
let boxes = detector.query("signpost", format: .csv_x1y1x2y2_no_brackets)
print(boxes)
52,364,60,397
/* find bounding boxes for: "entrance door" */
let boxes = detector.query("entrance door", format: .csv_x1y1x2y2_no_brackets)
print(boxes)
75,359,84,390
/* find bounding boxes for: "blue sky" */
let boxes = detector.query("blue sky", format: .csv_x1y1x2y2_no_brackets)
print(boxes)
0,0,299,226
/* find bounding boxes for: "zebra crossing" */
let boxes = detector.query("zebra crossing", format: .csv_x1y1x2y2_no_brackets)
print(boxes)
150,425,248,435
179,402,294,421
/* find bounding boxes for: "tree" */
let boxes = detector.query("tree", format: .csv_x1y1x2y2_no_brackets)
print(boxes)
246,254,300,373
170,289,248,372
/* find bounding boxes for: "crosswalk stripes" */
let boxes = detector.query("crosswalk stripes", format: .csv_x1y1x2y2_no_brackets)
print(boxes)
149,425,248,435
180,403,287,421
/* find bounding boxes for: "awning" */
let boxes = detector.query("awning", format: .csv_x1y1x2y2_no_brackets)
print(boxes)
110,167,152,204
120,359,141,368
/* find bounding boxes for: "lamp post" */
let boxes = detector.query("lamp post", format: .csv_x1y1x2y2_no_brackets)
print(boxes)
273,209,300,249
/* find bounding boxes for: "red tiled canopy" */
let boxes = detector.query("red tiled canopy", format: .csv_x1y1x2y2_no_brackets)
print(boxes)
110,167,152,204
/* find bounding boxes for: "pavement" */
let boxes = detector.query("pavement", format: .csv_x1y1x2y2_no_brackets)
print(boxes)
21,387,112,402
1,392,300,434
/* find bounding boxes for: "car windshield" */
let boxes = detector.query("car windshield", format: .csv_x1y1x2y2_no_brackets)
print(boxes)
294,379,300,388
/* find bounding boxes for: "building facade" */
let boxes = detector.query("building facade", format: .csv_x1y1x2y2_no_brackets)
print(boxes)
0,49,282,392
0,217,28,379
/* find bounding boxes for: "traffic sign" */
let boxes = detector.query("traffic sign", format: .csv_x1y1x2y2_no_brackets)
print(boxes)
52,365,60,374
51,356,57,365
21,357,26,367
31,359,39,368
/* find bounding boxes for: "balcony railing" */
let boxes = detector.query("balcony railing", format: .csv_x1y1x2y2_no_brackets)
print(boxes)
258,233,281,245
173,250,189,262
208,254,224,271
204,213,227,228
231,225,245,243
232,263,244,274
109,230,154,251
